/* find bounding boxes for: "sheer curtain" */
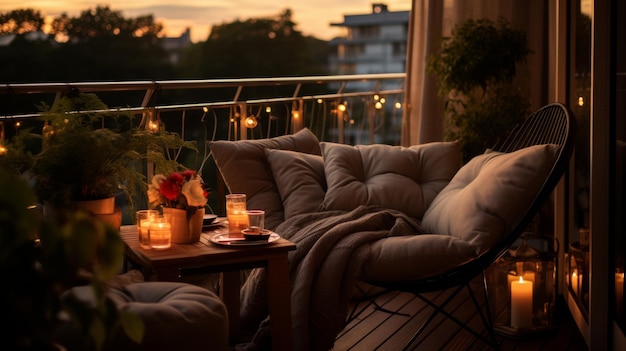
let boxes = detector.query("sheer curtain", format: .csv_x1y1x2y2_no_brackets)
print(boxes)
401,0,547,147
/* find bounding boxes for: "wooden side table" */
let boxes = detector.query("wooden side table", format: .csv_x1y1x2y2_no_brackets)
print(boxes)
120,225,296,351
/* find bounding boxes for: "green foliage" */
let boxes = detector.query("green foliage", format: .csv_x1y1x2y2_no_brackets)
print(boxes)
12,92,196,213
0,169,144,350
428,18,530,95
428,18,531,163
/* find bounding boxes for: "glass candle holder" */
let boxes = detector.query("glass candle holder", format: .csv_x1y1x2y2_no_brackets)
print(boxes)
136,209,159,249
246,210,265,233
149,215,171,250
226,194,248,237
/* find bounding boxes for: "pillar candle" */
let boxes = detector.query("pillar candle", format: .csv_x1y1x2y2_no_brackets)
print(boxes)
511,276,533,328
571,270,579,296
150,220,171,249
616,272,624,315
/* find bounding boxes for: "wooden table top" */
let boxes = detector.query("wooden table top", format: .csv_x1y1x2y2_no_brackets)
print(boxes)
120,223,296,279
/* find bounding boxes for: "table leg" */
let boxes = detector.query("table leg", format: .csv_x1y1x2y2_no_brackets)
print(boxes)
266,255,294,351
221,270,240,342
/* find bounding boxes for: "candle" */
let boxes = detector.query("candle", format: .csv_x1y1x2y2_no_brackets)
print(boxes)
616,272,624,315
149,218,171,249
226,194,248,237
139,218,151,241
136,209,158,249
511,276,533,328
571,270,579,296
228,210,249,237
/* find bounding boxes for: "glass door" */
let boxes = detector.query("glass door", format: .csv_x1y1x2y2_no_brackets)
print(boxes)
613,0,626,336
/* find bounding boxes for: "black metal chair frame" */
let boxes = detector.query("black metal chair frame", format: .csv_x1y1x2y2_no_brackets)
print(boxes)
362,103,576,350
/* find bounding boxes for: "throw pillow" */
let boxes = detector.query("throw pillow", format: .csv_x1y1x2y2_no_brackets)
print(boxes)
265,149,326,219
209,128,321,230
320,141,461,219
421,144,560,254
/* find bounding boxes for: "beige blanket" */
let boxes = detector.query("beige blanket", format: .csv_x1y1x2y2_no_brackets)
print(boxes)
238,205,421,351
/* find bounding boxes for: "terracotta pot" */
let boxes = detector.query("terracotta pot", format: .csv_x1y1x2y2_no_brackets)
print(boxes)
73,197,116,214
73,197,121,230
163,207,205,243
44,197,121,230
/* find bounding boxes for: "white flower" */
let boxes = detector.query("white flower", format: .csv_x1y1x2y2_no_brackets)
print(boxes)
182,179,208,207
147,174,166,206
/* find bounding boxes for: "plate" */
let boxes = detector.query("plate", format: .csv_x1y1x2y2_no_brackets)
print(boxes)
209,232,280,246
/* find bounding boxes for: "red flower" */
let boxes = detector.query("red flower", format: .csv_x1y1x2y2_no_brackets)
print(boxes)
160,178,181,201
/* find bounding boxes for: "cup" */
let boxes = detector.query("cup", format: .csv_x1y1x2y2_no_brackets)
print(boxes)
136,209,159,249
246,210,265,234
226,194,248,237
149,215,171,250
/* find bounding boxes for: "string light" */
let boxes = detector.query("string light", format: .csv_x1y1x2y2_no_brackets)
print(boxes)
395,102,402,109
375,101,383,110
149,119,159,132
338,103,347,112
578,96,584,107
245,116,258,128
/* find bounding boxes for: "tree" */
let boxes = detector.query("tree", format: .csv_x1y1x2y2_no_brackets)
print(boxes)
0,8,44,34
50,5,162,43
179,9,328,79
0,5,175,85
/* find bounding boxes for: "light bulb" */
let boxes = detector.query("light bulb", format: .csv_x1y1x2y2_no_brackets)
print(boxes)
245,116,258,128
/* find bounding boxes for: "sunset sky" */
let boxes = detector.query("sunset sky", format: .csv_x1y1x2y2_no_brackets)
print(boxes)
0,0,412,42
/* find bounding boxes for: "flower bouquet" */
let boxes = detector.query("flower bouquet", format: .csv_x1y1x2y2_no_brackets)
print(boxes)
148,170,210,243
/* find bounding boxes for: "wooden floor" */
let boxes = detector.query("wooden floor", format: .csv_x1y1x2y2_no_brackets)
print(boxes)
333,278,588,351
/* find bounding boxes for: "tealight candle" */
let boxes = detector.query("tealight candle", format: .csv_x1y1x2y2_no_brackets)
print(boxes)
510,276,533,328
149,217,171,249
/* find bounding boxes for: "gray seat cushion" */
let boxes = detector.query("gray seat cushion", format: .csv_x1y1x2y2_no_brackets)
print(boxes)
59,282,229,351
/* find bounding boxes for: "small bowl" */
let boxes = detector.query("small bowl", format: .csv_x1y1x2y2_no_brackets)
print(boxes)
203,214,218,225
242,228,272,241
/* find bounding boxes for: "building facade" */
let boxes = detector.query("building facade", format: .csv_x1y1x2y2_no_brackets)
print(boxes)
329,3,409,78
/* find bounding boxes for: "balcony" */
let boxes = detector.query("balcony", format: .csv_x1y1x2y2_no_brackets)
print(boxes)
0,73,590,350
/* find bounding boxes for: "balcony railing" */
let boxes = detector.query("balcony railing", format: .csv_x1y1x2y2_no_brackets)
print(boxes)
1,73,405,145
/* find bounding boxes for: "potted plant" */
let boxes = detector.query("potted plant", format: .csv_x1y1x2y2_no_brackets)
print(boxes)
427,18,531,163
147,169,210,243
24,91,194,226
0,169,144,350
